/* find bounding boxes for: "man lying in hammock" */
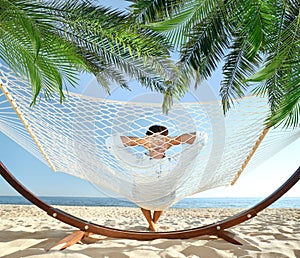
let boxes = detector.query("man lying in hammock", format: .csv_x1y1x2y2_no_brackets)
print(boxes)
120,125,199,232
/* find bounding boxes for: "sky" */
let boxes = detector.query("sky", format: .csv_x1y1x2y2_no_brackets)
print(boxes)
0,0,299,199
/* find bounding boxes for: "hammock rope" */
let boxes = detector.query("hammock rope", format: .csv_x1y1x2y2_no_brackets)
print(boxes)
0,63,299,210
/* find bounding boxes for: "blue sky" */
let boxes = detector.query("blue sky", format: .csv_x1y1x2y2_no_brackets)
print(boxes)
0,0,299,199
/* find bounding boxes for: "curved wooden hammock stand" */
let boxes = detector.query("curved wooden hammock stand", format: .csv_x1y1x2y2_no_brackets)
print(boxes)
0,161,299,250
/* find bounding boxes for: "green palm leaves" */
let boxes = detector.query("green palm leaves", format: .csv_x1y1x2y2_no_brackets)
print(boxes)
0,0,177,105
1,0,299,127
247,1,300,128
131,0,300,127
0,0,87,103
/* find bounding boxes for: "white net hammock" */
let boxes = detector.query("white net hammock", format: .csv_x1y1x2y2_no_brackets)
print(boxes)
0,64,299,210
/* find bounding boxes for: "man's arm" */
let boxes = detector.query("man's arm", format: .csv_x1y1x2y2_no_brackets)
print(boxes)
120,136,146,147
169,132,196,146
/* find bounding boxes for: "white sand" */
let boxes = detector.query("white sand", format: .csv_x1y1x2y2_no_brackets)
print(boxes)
0,205,299,258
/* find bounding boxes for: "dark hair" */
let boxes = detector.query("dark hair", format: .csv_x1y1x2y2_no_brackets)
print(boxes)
146,125,168,136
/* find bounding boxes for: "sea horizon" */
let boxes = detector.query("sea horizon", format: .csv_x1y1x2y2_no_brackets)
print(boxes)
0,195,299,209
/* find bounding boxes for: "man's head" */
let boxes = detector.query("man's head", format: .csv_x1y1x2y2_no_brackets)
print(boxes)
146,125,168,136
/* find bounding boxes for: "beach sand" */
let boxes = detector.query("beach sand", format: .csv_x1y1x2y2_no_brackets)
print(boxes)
0,205,299,258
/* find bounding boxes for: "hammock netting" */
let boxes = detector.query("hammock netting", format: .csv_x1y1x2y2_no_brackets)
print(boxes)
0,64,299,210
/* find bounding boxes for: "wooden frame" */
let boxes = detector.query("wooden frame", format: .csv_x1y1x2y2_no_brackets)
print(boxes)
0,161,299,250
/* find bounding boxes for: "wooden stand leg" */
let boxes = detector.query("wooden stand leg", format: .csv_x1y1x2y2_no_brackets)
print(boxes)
47,230,86,251
217,230,243,245
47,231,101,251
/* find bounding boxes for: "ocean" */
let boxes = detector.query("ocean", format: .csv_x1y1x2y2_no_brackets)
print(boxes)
0,196,299,208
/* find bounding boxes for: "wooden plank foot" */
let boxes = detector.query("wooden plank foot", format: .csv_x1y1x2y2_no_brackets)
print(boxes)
81,233,102,244
47,230,86,251
217,230,243,245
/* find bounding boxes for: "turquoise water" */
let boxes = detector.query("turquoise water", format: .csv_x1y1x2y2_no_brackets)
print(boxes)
0,196,299,208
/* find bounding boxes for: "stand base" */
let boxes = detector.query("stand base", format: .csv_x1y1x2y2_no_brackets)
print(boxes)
47,229,243,250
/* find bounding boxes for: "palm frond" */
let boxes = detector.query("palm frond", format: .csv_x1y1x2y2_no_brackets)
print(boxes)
220,37,261,113
1,0,182,104
180,0,230,80
45,0,179,95
145,0,220,50
267,78,300,128
0,0,89,103
130,0,188,23
247,1,300,128
130,0,300,127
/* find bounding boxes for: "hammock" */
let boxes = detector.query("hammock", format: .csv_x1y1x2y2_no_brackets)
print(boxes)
0,64,299,210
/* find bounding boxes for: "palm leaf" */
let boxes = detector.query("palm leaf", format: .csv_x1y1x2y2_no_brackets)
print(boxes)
180,0,229,80
221,37,261,113
268,78,300,128
0,0,88,103
130,0,188,23
1,0,182,105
